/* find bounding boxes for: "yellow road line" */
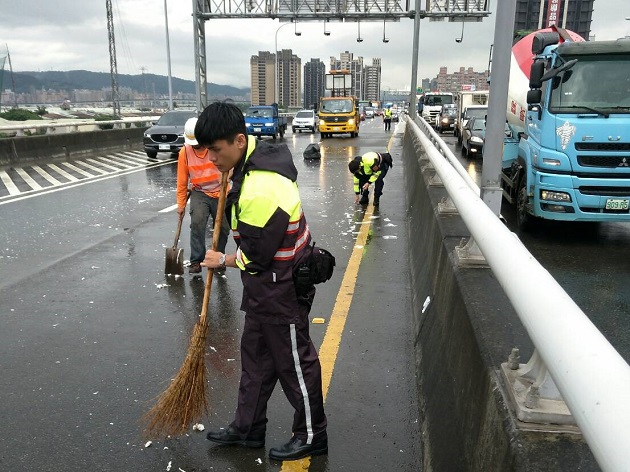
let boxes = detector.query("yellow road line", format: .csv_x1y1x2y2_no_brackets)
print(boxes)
281,205,375,471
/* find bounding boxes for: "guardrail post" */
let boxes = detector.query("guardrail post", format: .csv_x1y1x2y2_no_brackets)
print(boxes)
500,349,577,427
437,196,457,215
454,237,487,266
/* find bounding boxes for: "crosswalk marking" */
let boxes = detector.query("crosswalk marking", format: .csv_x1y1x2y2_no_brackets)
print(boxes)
32,165,63,185
15,168,43,190
0,150,175,202
0,170,21,195
47,163,80,182
63,160,102,177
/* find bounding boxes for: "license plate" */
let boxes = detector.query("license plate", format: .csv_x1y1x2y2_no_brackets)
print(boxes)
159,144,170,150
254,127,261,132
605,198,629,210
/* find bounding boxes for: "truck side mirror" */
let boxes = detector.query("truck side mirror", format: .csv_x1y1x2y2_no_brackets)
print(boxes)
527,89,542,105
529,61,545,89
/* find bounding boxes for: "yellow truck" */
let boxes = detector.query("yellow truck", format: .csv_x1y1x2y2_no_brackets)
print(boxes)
318,95,360,139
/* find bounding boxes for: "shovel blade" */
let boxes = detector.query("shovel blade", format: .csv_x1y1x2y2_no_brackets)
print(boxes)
165,247,184,275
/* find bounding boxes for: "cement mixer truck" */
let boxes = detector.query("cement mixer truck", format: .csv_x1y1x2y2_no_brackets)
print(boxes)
500,26,630,230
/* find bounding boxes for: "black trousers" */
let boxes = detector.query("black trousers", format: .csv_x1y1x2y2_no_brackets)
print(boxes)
357,163,390,202
232,307,327,444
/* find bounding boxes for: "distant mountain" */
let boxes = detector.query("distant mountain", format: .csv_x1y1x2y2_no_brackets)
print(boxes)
8,70,250,99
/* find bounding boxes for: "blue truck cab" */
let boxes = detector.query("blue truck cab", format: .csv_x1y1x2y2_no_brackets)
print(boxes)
501,30,630,230
244,103,287,140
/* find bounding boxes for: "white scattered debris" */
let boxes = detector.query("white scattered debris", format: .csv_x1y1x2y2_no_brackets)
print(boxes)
227,358,236,362
209,346,217,352
422,296,431,314
91,265,100,269
355,245,364,249
255,458,263,464
145,440,153,448
385,223,397,227
166,460,171,471
179,468,186,472
155,283,170,289
192,423,205,431
92,391,99,395
163,446,169,450
382,235,398,240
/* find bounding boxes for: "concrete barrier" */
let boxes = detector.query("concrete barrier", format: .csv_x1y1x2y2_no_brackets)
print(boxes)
402,129,599,471
0,127,147,166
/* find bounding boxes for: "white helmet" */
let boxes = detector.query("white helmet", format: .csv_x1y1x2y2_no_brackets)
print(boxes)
184,117,198,146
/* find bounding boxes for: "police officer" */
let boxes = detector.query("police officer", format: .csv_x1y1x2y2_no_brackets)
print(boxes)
348,151,393,207
196,102,328,462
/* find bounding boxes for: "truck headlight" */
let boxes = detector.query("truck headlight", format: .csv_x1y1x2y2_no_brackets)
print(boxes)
540,190,571,202
471,136,484,143
348,119,355,125
542,158,561,166
320,120,326,125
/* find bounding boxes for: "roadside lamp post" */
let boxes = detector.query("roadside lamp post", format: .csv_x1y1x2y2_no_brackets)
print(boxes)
274,22,300,107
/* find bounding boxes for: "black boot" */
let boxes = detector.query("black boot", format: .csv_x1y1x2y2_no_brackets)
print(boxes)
269,436,328,461
206,425,265,448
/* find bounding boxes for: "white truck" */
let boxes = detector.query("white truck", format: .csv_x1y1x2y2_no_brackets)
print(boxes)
418,92,454,126
454,91,489,141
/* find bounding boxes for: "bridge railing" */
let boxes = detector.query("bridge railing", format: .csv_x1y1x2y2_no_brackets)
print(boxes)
409,115,630,472
0,117,158,137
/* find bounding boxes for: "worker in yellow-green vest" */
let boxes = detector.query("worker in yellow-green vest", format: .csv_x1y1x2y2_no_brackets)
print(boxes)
383,107,392,131
348,151,394,207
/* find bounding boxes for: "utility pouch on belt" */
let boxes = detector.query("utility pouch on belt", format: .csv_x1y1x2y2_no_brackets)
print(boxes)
294,242,336,292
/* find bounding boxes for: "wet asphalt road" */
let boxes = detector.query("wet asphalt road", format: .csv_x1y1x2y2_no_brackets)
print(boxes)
0,118,421,471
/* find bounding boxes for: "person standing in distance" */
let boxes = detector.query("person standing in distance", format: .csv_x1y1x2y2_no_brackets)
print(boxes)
176,117,230,274
196,102,328,462
348,151,393,207
383,107,392,131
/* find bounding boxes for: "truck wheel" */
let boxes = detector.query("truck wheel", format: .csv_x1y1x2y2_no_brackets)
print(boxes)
516,177,535,231
292,127,296,133
280,128,285,138
146,150,158,159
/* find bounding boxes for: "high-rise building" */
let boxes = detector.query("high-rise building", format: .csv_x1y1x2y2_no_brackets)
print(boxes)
514,0,595,41
330,51,364,98
304,59,325,111
250,51,275,106
278,49,302,108
363,59,382,103
436,66,490,93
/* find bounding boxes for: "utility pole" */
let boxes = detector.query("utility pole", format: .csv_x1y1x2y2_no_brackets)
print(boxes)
106,0,121,118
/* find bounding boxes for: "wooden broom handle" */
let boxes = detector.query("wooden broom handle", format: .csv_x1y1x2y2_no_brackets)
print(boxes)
199,172,229,324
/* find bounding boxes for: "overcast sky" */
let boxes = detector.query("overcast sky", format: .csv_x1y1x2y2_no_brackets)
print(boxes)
1,0,629,90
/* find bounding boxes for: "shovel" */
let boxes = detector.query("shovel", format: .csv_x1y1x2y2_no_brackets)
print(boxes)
165,190,191,275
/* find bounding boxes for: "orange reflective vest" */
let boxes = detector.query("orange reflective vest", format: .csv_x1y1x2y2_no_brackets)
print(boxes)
176,145,223,208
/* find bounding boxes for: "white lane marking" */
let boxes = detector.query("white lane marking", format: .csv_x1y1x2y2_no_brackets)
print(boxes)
0,170,20,195
0,159,173,206
62,161,98,178
113,152,148,165
15,167,43,190
159,203,178,213
47,163,79,182
85,157,121,172
32,165,62,186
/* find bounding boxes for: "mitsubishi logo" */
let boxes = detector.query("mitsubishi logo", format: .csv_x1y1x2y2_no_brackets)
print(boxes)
619,157,630,167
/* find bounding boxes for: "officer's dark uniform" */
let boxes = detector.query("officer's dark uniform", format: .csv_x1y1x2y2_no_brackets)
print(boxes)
226,135,327,445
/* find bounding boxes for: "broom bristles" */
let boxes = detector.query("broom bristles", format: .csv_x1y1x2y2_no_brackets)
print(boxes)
142,321,210,438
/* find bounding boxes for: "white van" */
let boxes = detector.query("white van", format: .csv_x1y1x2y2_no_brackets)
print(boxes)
292,110,317,133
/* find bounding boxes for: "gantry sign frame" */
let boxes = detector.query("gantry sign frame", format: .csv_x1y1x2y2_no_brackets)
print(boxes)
192,0,491,111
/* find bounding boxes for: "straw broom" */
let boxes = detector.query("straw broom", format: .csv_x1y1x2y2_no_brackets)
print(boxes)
143,172,229,437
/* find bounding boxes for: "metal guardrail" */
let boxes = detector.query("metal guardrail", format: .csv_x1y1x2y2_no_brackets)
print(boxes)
0,117,159,137
409,116,630,472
